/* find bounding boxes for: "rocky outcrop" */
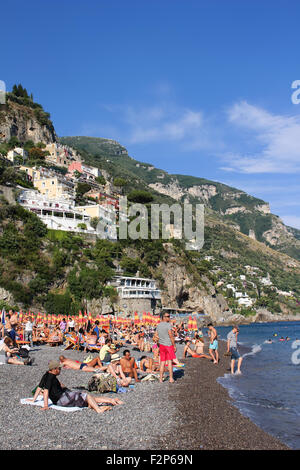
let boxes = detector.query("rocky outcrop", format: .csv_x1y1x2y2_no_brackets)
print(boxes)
157,243,229,320
0,101,57,144
0,287,15,306
262,216,295,246
149,181,185,201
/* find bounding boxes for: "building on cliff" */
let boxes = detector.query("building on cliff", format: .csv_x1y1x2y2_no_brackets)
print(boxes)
108,275,162,315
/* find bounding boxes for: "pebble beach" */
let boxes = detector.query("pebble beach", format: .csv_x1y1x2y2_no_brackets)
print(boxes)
0,340,289,451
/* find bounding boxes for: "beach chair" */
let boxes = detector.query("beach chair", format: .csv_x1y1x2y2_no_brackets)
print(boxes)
85,344,102,353
64,334,80,351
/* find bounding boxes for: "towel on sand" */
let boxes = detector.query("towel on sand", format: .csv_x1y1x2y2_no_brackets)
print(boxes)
20,397,83,412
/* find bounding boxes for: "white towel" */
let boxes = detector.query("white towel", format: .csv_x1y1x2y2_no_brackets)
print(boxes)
20,397,83,412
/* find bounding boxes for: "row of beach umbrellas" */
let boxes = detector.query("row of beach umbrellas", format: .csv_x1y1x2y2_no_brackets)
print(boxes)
1,309,199,331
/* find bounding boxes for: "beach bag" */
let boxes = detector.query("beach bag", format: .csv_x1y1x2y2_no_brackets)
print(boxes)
87,373,117,393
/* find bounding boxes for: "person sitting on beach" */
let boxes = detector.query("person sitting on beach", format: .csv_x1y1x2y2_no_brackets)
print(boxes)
120,349,140,382
97,330,108,346
59,355,107,372
182,335,211,359
208,323,219,364
35,323,49,343
0,336,33,365
138,355,159,373
107,354,132,387
47,327,63,345
29,360,123,413
99,338,118,363
227,325,243,375
84,330,98,351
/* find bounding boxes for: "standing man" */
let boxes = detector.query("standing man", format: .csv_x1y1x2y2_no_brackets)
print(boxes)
157,312,176,383
208,323,219,364
227,325,243,375
24,316,34,347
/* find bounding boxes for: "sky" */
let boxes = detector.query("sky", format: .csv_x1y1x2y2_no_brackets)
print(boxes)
1,0,300,227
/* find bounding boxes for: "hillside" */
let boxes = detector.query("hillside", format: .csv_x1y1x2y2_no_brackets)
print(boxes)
60,136,300,261
0,92,300,322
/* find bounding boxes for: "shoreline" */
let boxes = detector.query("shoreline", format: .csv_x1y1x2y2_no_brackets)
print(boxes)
152,340,290,450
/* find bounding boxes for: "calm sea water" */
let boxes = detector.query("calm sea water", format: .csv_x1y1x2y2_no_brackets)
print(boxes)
212,321,300,449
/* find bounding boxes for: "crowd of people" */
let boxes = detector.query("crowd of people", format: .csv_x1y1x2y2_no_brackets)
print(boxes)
0,310,243,413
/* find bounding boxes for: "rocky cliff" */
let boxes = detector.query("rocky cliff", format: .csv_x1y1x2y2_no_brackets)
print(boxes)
0,99,57,144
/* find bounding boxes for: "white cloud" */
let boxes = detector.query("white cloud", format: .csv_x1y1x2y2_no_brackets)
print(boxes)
116,103,205,145
222,101,300,174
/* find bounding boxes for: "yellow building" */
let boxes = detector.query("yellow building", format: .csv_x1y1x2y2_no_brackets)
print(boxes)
20,166,42,181
34,176,74,200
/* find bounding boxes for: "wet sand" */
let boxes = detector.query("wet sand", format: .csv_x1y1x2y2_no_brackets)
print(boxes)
153,340,289,450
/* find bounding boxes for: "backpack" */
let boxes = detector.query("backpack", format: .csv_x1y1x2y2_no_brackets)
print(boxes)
19,347,30,358
87,373,117,393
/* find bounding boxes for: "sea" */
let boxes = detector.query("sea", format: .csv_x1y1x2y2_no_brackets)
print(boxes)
211,321,300,450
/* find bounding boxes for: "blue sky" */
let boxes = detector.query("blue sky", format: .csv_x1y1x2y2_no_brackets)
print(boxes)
2,0,300,227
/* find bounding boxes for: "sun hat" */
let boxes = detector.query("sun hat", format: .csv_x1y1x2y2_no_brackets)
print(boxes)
111,353,121,362
48,360,61,370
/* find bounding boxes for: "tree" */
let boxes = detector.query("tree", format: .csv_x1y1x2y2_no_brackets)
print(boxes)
77,222,87,231
127,190,154,204
114,177,127,187
90,217,100,230
95,175,106,185
28,147,46,161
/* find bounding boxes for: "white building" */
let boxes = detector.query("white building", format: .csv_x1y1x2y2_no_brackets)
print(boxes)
111,276,161,300
7,147,28,162
237,297,253,307
260,273,272,286
18,189,116,239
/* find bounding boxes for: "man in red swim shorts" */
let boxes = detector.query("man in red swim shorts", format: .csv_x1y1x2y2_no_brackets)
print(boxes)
156,312,176,383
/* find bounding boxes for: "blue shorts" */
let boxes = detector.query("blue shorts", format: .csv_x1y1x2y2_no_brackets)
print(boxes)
230,347,240,360
209,340,218,350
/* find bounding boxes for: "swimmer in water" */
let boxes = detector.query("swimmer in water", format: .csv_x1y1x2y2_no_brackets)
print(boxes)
265,339,273,344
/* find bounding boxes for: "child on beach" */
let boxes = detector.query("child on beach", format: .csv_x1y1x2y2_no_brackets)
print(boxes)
208,323,219,364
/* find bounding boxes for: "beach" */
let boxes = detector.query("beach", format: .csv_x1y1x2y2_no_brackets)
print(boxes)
0,339,289,451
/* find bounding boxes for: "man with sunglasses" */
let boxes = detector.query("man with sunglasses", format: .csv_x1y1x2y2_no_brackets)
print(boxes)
157,312,176,383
